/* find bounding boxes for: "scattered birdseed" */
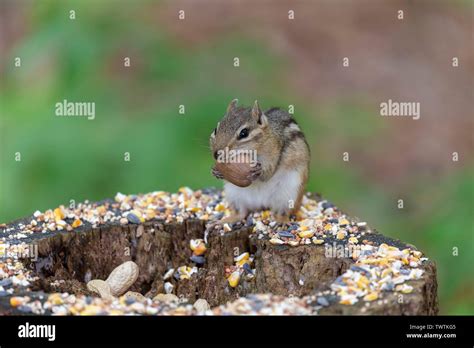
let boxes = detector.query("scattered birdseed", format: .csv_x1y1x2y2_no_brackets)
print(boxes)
176,266,198,280
225,250,256,286
330,243,425,305
0,187,429,315
213,294,317,315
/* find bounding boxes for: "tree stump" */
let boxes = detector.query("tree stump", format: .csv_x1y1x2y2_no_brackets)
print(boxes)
0,189,438,315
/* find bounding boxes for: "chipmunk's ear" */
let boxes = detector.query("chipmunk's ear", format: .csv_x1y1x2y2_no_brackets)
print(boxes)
227,99,238,114
252,100,268,127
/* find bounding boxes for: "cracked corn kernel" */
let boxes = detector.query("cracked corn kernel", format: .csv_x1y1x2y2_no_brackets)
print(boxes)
348,237,358,244
269,238,284,245
298,230,314,238
336,231,346,240
10,297,22,307
234,252,249,266
145,209,156,219
312,238,325,245
190,239,207,255
339,296,357,305
358,275,370,285
190,239,203,250
396,284,413,294
193,243,207,256
49,294,64,305
339,218,349,226
177,266,196,280
72,219,82,228
324,224,332,231
228,271,240,288
54,207,65,221
80,305,103,315
364,292,378,301
215,203,226,212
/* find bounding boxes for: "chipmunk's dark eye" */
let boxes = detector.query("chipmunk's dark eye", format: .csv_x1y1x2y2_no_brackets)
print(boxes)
238,128,249,140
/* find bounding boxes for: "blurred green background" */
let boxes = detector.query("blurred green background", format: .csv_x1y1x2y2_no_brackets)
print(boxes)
0,0,472,314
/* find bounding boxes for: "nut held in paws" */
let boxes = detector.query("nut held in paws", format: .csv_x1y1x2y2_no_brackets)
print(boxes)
214,162,253,187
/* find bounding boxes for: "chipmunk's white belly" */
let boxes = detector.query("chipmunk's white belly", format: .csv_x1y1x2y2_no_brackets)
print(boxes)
224,168,302,214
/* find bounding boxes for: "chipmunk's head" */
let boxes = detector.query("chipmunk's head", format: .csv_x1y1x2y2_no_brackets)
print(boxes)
209,99,268,161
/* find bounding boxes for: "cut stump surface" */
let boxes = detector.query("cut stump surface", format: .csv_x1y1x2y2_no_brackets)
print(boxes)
0,189,438,315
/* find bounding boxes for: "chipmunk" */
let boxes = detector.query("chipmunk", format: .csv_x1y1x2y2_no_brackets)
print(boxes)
210,99,310,223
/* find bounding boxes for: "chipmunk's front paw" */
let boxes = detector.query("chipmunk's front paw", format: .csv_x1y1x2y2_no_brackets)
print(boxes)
206,211,246,230
211,166,224,179
275,213,290,224
247,162,262,181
